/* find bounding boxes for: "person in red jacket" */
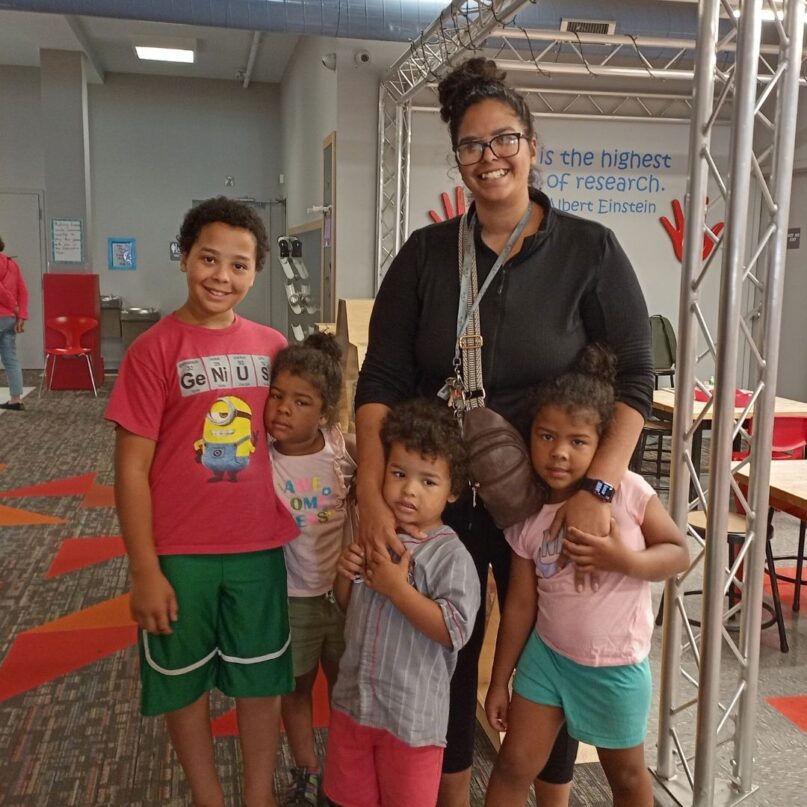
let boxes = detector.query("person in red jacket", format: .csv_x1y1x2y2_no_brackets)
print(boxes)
0,235,29,411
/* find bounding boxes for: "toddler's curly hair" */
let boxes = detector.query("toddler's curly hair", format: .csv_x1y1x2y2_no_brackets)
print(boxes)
381,399,468,497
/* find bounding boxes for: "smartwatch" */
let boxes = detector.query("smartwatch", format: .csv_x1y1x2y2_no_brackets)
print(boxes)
580,477,615,503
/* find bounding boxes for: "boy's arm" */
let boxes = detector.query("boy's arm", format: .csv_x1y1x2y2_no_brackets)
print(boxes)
386,574,452,648
333,573,352,612
485,554,537,731
564,496,689,582
334,542,365,612
366,548,453,648
115,427,178,634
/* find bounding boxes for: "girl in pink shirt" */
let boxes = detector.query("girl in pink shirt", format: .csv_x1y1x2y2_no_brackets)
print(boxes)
485,345,689,807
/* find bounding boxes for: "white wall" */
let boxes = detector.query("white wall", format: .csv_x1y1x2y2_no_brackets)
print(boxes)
89,73,282,316
0,66,45,189
334,39,404,299
280,36,337,230
408,111,731,379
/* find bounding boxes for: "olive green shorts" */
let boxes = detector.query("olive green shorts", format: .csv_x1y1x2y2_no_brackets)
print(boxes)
288,594,346,678
138,549,294,716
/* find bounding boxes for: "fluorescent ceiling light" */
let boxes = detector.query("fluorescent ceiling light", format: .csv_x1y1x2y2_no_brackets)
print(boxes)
135,46,195,63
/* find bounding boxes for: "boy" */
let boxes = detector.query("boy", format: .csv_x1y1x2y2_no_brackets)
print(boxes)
106,197,298,807
324,399,481,807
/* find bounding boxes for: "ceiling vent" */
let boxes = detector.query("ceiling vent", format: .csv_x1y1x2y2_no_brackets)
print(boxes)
561,18,616,36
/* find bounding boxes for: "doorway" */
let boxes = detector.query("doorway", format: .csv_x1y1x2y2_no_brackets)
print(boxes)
0,190,45,369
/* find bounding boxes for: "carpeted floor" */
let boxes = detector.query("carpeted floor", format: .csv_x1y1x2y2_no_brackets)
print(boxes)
1,371,805,805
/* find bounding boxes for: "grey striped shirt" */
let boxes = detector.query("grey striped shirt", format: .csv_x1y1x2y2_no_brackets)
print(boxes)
332,526,480,747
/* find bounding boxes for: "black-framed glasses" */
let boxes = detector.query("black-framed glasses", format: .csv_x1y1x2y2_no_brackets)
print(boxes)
454,132,529,166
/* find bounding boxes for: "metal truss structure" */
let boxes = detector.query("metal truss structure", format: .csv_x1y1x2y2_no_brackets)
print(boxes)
375,0,805,287
376,2,805,805
655,2,804,805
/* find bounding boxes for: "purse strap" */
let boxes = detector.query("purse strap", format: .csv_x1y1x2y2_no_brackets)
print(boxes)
447,204,532,413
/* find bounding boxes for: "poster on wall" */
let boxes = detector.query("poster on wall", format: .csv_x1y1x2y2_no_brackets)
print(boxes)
51,218,83,263
108,238,137,271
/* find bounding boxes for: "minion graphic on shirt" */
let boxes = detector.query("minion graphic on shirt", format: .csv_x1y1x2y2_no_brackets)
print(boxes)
194,396,256,481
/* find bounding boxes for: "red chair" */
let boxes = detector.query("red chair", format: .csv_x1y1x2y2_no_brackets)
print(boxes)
732,415,807,462
41,316,99,397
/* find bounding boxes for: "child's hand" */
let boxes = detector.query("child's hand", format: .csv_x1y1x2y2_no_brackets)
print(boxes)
130,569,178,635
365,548,412,597
485,681,511,732
337,542,366,580
564,518,631,576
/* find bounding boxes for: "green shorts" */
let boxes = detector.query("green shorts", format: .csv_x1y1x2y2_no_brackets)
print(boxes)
288,594,346,678
138,549,294,717
513,631,651,749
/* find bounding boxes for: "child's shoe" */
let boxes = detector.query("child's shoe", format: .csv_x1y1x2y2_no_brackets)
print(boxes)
283,767,321,806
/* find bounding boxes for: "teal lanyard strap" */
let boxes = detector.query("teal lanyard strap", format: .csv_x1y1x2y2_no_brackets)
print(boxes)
455,202,533,343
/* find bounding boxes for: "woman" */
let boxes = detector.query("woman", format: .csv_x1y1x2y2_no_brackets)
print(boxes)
0,235,29,411
354,58,653,806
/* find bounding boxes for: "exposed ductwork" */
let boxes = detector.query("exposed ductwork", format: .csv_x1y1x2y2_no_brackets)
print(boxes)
0,1,702,43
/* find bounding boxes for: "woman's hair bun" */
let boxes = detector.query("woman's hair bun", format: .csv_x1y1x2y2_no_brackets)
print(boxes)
438,57,507,124
302,331,342,363
575,343,617,385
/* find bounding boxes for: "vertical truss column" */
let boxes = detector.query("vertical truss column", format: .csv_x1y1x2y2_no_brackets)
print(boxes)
656,2,804,806
734,0,804,792
375,87,412,292
374,0,531,285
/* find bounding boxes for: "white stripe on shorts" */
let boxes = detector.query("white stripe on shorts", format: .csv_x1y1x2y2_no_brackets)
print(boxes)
142,630,291,676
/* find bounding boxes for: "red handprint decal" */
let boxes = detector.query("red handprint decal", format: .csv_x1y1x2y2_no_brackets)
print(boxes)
428,186,467,223
660,198,724,262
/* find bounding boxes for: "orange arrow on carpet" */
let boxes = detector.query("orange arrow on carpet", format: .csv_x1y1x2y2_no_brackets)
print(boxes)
0,502,65,527
0,472,96,499
211,670,332,738
82,482,116,509
0,626,137,702
48,536,125,577
0,595,136,702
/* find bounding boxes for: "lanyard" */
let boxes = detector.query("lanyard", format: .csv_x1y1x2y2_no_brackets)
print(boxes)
455,202,533,345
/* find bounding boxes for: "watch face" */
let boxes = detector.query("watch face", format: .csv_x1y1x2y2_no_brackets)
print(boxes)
583,477,615,502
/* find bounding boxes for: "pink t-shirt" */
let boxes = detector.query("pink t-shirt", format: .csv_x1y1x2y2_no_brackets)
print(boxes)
272,426,357,597
505,471,655,667
105,313,298,555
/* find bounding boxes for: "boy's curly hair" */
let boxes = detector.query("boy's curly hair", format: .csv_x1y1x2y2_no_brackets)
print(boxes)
178,196,270,270
272,332,343,425
380,399,468,496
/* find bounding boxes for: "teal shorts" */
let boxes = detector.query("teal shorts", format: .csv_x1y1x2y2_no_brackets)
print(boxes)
138,549,294,717
513,631,651,749
288,594,346,678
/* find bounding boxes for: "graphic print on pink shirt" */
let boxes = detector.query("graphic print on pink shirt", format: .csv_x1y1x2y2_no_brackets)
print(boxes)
279,474,341,528
537,527,564,578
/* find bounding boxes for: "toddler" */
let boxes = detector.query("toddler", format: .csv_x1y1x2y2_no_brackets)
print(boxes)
265,332,356,806
324,399,481,807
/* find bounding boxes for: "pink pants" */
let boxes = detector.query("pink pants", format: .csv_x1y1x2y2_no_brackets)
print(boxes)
324,709,444,807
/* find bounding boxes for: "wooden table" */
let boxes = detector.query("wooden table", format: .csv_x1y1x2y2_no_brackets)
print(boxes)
734,460,807,612
651,389,807,485
733,460,807,520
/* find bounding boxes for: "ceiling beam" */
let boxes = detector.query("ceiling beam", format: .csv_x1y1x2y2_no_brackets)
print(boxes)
64,14,105,83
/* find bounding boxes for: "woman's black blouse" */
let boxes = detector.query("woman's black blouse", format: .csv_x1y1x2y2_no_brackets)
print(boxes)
356,188,654,439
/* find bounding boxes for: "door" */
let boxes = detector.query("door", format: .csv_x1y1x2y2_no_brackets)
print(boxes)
0,191,45,368
781,172,807,400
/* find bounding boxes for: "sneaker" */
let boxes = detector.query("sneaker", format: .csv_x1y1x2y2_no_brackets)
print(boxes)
282,767,321,807
0,402,24,410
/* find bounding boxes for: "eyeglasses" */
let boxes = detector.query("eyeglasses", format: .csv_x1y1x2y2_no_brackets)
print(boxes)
454,132,529,166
